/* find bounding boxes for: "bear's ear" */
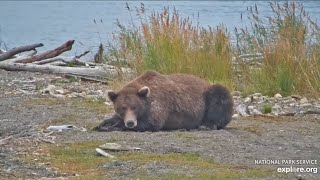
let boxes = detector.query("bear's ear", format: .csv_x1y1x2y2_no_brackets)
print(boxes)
108,91,118,102
138,86,150,97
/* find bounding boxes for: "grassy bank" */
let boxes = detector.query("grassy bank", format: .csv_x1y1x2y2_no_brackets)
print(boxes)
106,1,320,97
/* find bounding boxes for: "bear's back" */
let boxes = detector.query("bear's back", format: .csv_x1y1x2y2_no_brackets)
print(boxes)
133,71,210,129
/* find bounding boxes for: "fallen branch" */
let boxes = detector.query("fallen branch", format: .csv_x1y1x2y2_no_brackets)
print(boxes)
0,49,5,54
76,50,90,59
15,40,74,63
34,50,90,65
303,110,320,115
0,136,12,145
0,43,43,61
0,40,132,82
33,57,68,65
64,74,109,84
0,62,131,80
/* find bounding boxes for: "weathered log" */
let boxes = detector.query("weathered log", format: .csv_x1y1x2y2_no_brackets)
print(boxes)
303,110,320,115
34,50,90,65
33,57,68,65
75,50,90,59
64,74,109,83
0,40,132,82
15,40,74,63
0,61,132,80
0,43,44,61
0,49,5,54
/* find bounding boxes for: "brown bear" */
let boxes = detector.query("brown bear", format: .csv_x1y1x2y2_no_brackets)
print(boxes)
94,71,233,132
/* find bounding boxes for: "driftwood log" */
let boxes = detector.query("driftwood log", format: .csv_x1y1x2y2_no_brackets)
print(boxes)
15,40,74,63
0,40,132,82
0,43,44,61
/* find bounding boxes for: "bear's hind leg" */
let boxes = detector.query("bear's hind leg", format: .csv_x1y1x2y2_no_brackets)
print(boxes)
203,84,233,130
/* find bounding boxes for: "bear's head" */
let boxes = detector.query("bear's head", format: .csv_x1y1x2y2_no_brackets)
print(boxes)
108,86,150,129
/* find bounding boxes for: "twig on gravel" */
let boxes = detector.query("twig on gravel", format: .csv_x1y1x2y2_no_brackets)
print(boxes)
246,96,254,115
303,110,320,115
0,136,12,145
37,137,55,144
96,148,116,158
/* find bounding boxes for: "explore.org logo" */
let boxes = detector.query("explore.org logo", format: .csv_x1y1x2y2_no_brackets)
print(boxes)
254,159,318,174
277,166,318,174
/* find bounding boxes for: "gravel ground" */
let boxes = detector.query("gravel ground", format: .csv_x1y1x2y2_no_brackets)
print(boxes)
0,69,319,179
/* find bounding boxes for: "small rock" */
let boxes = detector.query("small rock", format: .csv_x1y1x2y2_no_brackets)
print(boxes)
247,106,255,110
232,114,240,119
291,95,302,100
41,85,64,95
92,90,104,96
236,104,249,116
274,93,282,99
244,97,252,103
309,98,316,104
252,93,262,101
41,85,56,94
252,93,262,97
289,103,295,107
104,102,112,106
300,103,312,108
257,96,267,104
67,92,86,98
84,95,100,100
47,125,75,132
233,96,241,100
272,104,282,114
283,99,295,104
251,109,262,115
272,104,281,109
54,89,69,95
232,91,241,97
51,94,66,99
300,98,308,104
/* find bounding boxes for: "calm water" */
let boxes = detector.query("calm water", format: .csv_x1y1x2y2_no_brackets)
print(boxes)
1,1,320,58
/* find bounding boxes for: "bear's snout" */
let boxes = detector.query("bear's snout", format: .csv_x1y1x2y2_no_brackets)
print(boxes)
126,121,135,128
124,109,137,129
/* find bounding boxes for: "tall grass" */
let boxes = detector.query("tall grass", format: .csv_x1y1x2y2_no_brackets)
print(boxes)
235,1,320,97
107,4,234,89
106,2,320,97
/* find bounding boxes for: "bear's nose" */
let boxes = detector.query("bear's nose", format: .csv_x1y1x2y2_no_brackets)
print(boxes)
126,121,135,128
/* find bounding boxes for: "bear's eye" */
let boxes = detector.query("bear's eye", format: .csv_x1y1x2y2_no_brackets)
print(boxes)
131,106,136,111
121,107,127,111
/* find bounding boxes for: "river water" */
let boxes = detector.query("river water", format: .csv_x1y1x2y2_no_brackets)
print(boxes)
1,1,320,58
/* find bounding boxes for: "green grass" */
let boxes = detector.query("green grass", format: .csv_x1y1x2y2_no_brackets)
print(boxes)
262,103,272,114
71,98,111,115
234,1,320,97
43,141,275,179
107,5,234,90
174,132,199,142
47,141,107,176
106,1,320,98
22,98,112,115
